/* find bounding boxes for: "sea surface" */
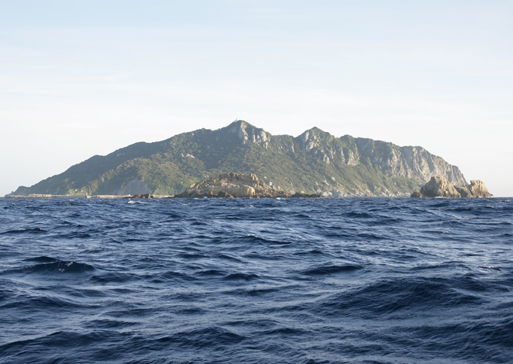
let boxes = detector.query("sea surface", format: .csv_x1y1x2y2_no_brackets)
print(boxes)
0,197,512,363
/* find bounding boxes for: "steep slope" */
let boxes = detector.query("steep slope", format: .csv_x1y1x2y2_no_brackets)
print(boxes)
11,120,466,196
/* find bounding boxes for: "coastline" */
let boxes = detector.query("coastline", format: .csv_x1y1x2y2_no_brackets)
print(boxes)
3,194,172,199
3,193,412,199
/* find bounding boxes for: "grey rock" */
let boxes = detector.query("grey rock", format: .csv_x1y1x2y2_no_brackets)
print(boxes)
454,185,473,198
420,176,462,197
468,180,493,198
175,173,322,198
411,176,493,198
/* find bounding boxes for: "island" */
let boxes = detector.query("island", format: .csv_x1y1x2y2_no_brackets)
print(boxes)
7,120,469,198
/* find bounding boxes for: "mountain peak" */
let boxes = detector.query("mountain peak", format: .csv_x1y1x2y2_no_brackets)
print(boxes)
224,119,254,130
220,119,271,145
296,126,334,146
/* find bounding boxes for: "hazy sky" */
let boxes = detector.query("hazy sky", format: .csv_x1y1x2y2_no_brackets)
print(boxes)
1,1,512,196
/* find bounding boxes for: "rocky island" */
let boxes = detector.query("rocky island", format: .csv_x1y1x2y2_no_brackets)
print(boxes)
175,173,321,198
7,120,473,198
411,176,492,198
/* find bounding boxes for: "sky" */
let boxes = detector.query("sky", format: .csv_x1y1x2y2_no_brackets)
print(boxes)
1,0,512,196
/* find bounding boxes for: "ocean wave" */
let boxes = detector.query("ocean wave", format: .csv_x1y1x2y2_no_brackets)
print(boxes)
0,227,46,235
1,197,512,363
302,263,363,275
318,277,483,316
223,272,261,281
4,259,95,274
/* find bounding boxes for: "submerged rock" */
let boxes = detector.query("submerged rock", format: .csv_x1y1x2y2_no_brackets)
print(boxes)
411,176,492,198
175,173,321,198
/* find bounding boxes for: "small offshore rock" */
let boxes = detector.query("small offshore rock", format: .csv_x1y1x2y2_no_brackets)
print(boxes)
290,192,323,198
131,194,152,199
420,175,461,197
411,176,492,198
468,180,493,198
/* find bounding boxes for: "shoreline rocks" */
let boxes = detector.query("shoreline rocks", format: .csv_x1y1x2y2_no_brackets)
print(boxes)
174,173,322,198
411,176,492,198
128,194,152,199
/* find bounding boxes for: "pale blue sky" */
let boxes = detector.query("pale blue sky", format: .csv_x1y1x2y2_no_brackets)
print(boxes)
1,1,512,196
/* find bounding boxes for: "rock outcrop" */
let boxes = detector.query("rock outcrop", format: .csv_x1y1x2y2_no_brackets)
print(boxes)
411,176,492,198
420,175,462,198
468,180,493,197
130,194,152,199
175,173,321,198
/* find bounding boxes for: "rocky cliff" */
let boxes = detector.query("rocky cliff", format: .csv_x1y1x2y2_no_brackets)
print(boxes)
10,120,468,197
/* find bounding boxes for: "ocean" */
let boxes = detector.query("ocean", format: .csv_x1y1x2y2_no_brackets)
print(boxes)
1,197,512,363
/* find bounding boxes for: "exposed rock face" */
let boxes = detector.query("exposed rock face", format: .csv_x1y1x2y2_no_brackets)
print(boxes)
468,180,492,198
420,175,462,198
411,176,493,198
350,139,467,186
410,191,424,198
454,185,473,198
230,120,270,148
175,173,321,198
296,127,466,186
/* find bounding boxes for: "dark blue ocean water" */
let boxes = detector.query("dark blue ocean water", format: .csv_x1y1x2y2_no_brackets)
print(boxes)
0,197,512,364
